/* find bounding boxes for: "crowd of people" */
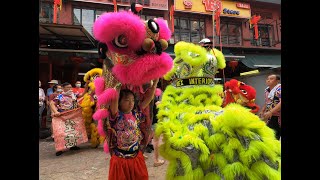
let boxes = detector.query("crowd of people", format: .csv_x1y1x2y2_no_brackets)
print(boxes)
39,78,166,166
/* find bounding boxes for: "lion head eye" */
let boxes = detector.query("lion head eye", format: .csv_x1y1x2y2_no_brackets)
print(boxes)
241,90,247,95
148,19,159,33
114,34,128,48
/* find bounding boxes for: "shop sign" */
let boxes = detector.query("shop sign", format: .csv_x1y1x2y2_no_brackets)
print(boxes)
175,0,251,19
236,3,250,9
72,0,168,10
184,0,192,9
223,8,240,15
202,0,220,11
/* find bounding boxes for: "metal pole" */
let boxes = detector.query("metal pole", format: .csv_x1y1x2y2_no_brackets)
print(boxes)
212,8,215,47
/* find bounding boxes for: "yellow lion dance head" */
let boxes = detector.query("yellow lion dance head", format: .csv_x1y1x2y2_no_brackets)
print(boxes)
83,68,103,92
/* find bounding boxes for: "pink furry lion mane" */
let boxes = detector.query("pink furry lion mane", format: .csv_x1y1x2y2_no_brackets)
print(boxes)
93,11,173,86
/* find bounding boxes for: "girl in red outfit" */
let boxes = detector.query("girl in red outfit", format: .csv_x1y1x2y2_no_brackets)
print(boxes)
108,78,159,180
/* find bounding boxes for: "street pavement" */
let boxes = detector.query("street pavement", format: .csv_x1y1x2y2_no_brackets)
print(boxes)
39,138,168,180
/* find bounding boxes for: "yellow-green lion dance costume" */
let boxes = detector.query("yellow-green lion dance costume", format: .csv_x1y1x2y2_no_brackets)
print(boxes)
80,68,105,148
155,42,281,180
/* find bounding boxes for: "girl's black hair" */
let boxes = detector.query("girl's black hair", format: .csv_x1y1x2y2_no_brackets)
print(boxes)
119,89,135,101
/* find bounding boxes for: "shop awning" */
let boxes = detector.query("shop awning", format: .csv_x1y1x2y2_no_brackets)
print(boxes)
240,54,281,69
39,23,96,50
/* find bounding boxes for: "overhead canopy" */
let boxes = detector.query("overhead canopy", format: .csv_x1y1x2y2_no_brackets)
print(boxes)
39,23,96,50
240,54,281,69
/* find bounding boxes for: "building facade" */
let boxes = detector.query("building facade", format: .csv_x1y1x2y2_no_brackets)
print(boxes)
39,0,281,92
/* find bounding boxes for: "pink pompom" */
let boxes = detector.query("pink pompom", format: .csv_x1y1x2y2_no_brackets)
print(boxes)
97,119,106,137
104,141,109,153
97,88,118,106
155,88,162,97
94,77,105,96
93,109,109,121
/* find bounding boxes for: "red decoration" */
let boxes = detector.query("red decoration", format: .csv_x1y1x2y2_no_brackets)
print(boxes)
250,15,261,40
203,0,221,11
170,5,175,33
214,1,222,36
113,0,117,12
70,56,84,64
53,0,62,23
228,60,238,72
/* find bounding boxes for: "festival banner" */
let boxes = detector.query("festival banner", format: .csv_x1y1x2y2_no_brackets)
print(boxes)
52,108,88,151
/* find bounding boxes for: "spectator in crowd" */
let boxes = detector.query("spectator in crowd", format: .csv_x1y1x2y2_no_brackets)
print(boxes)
47,84,62,140
50,82,80,156
72,81,85,98
259,74,281,140
46,80,58,126
39,80,46,128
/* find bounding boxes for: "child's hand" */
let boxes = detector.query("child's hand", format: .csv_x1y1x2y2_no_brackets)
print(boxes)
152,78,159,87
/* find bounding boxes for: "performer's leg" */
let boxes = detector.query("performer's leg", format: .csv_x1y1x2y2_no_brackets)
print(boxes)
153,124,165,167
267,116,281,140
39,105,45,128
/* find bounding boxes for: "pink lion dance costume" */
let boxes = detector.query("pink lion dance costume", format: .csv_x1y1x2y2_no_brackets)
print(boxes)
92,10,173,155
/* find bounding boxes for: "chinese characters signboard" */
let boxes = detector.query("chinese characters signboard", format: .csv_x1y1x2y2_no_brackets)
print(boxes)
236,2,250,9
73,0,168,10
183,0,192,9
175,0,251,19
52,108,88,151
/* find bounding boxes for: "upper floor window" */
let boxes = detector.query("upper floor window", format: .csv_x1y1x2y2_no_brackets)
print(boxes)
141,15,164,21
217,22,242,45
252,11,273,19
174,18,205,43
39,2,56,23
73,8,110,35
250,24,275,47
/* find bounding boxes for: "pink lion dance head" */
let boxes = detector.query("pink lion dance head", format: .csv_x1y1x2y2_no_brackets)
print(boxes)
93,11,173,86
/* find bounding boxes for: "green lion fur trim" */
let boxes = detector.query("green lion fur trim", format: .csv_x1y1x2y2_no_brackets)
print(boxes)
157,41,280,179
174,41,208,67
212,48,226,69
203,172,221,180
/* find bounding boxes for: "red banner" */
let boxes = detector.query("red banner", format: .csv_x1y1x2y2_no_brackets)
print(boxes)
52,108,88,151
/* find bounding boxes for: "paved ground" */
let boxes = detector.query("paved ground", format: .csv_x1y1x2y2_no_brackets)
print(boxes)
39,139,168,180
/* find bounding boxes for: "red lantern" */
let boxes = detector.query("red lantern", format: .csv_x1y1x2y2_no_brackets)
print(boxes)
229,60,238,72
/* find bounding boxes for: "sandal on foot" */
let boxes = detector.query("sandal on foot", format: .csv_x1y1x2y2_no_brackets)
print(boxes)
154,159,165,167
143,154,148,159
